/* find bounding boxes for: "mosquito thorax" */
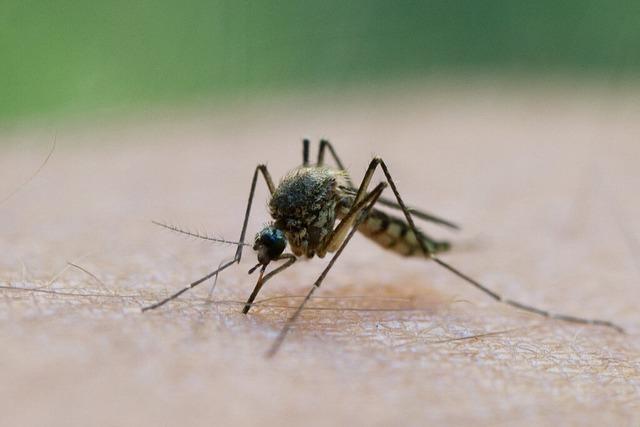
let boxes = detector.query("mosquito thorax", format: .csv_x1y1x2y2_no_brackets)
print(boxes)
268,166,349,257
253,226,287,265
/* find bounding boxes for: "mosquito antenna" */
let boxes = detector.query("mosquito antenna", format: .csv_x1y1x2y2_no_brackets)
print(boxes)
430,255,625,333
152,221,252,247
0,135,56,206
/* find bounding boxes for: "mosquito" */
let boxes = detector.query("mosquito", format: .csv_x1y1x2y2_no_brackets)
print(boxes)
143,139,625,357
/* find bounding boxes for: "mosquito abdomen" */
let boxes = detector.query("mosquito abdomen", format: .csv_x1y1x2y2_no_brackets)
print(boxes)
357,208,450,256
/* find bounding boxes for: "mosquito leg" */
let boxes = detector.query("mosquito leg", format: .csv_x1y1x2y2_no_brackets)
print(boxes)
302,139,310,166
373,197,460,230
319,140,459,230
235,164,276,262
242,253,297,314
317,139,450,236
341,186,460,230
266,182,386,357
369,157,625,333
431,259,624,332
142,164,275,312
317,139,355,187
208,256,234,299
317,139,346,169
317,158,385,256
316,139,456,229
142,259,237,311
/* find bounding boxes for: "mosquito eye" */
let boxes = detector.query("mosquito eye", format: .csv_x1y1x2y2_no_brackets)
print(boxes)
261,232,277,245
255,227,286,260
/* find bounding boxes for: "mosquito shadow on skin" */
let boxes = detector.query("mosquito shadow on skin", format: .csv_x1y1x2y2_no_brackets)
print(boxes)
237,280,453,337
238,278,564,353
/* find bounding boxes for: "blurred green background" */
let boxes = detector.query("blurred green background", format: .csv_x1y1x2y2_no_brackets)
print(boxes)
2,0,639,125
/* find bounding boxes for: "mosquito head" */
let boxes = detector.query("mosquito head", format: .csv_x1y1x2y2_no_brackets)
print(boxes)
254,226,287,265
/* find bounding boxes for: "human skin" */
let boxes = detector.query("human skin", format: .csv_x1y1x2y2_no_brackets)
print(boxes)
0,84,639,426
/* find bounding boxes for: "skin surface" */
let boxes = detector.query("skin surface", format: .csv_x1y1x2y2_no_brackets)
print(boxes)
0,83,639,426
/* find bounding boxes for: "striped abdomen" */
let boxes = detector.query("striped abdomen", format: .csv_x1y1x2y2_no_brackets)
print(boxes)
357,208,450,256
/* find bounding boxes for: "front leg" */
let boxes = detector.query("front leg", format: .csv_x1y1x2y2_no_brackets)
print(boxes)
242,253,297,314
143,164,276,312
266,182,387,357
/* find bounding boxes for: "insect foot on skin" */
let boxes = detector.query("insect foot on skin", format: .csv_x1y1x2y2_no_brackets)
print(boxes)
143,139,625,357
